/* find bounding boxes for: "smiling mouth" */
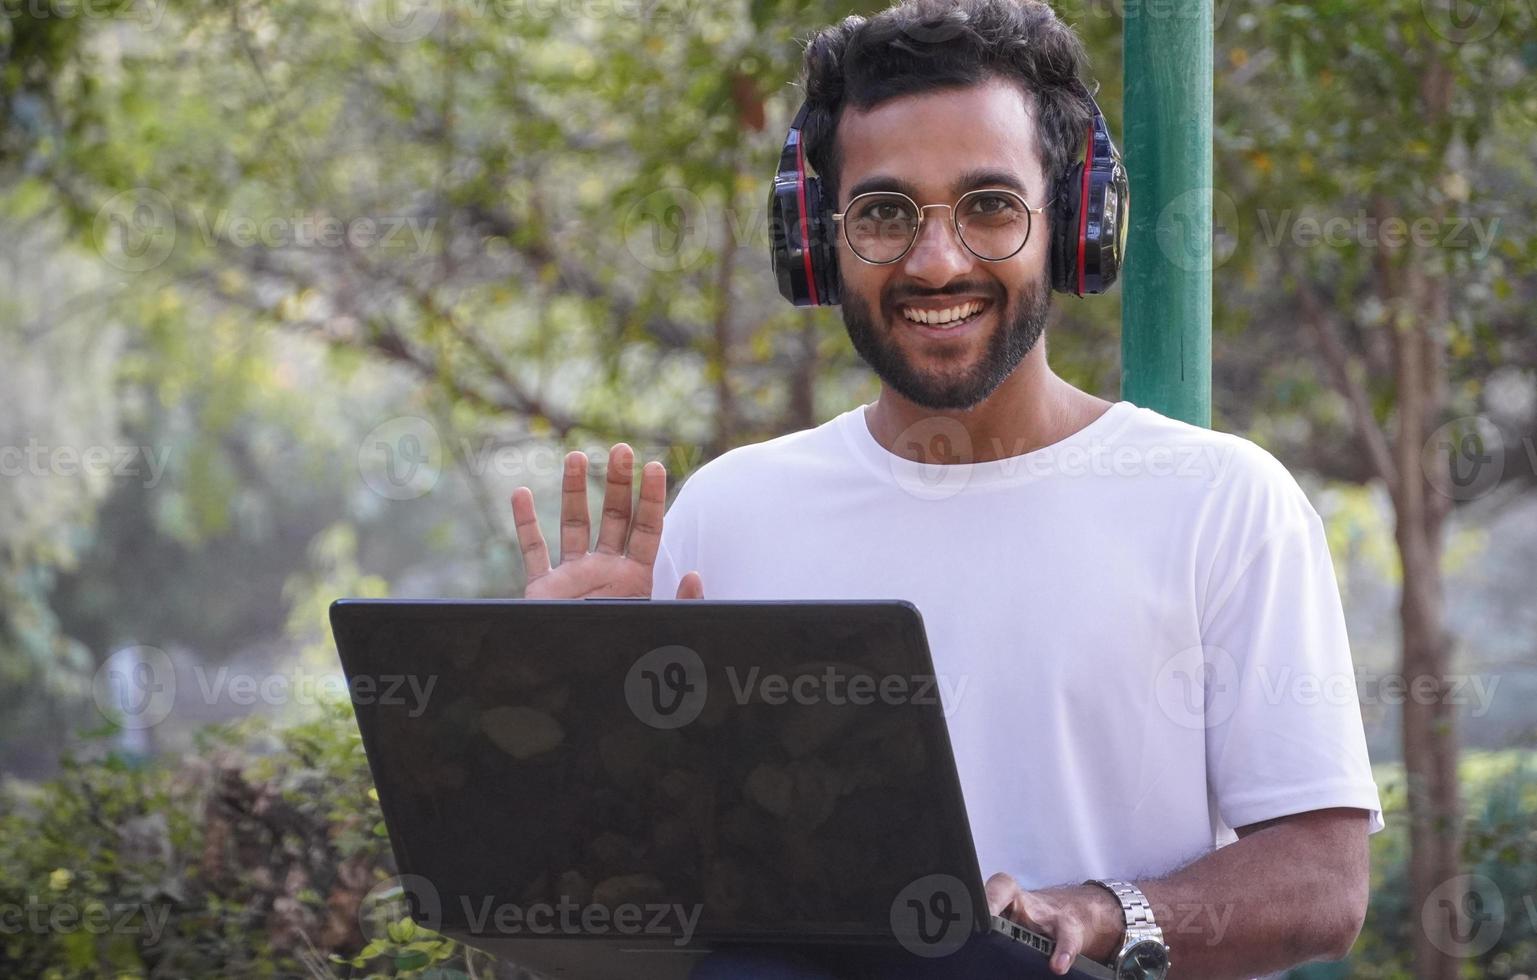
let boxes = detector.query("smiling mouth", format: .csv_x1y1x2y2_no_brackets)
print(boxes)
896,299,990,331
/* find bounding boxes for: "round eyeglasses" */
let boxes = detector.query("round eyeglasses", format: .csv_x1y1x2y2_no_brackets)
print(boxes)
831,188,1053,265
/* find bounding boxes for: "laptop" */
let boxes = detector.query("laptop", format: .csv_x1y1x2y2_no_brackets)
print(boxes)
330,598,1113,980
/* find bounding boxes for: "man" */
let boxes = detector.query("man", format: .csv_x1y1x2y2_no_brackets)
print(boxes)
510,1,1383,977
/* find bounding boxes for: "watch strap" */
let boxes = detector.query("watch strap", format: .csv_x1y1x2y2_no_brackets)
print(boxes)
1084,878,1161,936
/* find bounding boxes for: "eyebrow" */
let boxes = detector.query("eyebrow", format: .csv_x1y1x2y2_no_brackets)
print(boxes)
845,167,1034,202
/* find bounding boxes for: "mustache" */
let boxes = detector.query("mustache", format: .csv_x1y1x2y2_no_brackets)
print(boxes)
887,289,1000,304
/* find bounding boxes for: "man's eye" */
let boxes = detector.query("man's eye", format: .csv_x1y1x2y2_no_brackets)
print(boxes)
971,194,1015,214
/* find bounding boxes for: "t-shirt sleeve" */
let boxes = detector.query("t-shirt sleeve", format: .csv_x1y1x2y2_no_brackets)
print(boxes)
1200,506,1386,835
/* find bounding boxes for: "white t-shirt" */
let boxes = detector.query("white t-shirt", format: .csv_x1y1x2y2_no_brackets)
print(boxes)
652,399,1385,890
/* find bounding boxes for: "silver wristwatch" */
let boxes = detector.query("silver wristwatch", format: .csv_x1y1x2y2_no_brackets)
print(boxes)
1083,879,1171,980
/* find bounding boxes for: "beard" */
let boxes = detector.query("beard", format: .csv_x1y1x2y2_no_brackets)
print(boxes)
840,271,1052,411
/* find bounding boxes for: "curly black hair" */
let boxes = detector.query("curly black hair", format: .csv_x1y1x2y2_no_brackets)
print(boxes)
798,0,1096,212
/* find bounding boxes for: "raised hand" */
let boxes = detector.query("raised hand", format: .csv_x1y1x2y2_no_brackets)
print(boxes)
511,443,704,600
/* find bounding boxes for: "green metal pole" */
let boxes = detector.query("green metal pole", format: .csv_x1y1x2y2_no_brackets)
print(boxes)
1121,2,1213,428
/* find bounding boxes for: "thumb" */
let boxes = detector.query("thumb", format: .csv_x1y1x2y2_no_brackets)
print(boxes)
675,570,705,600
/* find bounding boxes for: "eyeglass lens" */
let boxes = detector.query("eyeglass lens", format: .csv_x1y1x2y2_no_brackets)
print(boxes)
842,191,1034,262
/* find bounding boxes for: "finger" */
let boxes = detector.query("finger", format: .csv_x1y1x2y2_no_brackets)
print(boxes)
558,451,591,564
676,571,704,599
594,444,635,556
623,460,668,566
510,487,551,581
984,873,1019,918
1048,918,1084,975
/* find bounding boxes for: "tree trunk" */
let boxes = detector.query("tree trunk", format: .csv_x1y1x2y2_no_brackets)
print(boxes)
1397,472,1461,979
1394,56,1464,980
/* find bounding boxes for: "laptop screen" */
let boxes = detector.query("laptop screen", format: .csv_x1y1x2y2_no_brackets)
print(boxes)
334,599,986,947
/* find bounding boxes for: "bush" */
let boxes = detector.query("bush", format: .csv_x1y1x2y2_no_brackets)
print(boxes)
0,701,497,978
4,704,1534,978
1322,749,1537,979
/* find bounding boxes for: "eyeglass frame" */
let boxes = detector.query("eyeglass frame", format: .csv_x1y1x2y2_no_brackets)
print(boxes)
830,187,1055,265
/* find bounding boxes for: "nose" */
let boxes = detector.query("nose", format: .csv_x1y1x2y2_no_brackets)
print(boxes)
901,207,975,284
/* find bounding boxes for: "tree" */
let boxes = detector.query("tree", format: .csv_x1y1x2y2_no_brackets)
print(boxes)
1211,2,1537,975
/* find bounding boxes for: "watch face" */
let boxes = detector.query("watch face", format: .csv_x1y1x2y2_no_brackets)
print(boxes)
1116,938,1170,980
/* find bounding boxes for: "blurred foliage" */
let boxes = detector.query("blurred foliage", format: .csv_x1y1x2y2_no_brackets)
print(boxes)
2,710,1533,977
0,699,515,978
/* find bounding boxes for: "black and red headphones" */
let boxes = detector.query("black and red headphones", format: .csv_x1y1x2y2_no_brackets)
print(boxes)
768,79,1128,307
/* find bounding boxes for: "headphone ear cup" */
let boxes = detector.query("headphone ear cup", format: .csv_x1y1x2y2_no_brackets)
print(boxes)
803,176,840,306
1050,164,1084,295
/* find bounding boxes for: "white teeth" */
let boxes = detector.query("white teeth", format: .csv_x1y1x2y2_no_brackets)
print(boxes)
901,301,984,326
